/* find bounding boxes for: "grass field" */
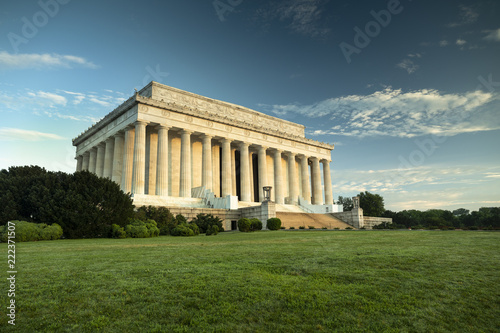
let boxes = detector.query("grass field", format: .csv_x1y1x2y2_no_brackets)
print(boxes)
1,230,499,332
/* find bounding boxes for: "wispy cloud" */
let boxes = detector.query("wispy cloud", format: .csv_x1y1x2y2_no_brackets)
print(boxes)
439,40,449,47
253,0,330,37
396,59,419,74
28,91,67,106
0,52,98,70
447,5,479,28
259,88,499,138
456,39,467,46
0,128,65,141
483,28,500,42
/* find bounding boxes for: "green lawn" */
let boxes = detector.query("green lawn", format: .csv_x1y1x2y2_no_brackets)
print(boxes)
1,230,499,332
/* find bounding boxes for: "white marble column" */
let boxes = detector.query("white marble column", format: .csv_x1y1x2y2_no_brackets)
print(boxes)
231,148,237,196
112,132,124,184
299,155,311,204
249,151,254,202
202,134,212,192
221,138,232,197
103,138,114,179
322,159,333,205
89,148,97,174
180,129,192,198
132,121,147,195
311,157,323,205
240,142,251,202
212,144,220,197
147,131,158,195
156,125,170,196
273,149,284,204
96,144,105,177
121,126,135,193
287,152,298,205
82,152,90,171
76,156,83,172
257,146,268,202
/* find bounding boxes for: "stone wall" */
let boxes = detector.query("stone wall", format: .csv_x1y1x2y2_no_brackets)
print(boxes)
363,217,393,229
239,201,276,229
167,207,240,231
331,208,363,229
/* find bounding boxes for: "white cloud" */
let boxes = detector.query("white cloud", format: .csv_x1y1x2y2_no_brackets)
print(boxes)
28,91,67,106
0,128,65,141
447,5,479,28
483,28,500,42
260,88,499,138
396,59,419,74
439,40,449,47
456,39,467,46
89,97,111,107
0,52,98,70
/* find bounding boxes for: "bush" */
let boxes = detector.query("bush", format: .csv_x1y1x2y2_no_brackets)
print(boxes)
111,224,126,239
135,206,175,235
250,218,262,231
299,226,305,230
238,218,251,232
188,222,200,236
206,225,219,236
266,218,282,231
125,219,150,238
0,221,63,242
322,227,327,230
191,213,224,234
145,219,160,237
289,227,295,230
334,227,340,230
308,226,315,229
345,227,353,230
171,224,195,237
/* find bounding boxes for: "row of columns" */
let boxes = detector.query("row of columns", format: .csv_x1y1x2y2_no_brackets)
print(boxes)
76,121,334,205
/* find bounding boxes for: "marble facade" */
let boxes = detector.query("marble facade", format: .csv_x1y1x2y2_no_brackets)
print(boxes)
73,82,335,207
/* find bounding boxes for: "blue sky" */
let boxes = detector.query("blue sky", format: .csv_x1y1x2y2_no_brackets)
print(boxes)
1,0,499,212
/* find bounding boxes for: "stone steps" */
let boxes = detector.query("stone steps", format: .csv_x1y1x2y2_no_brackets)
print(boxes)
276,212,355,229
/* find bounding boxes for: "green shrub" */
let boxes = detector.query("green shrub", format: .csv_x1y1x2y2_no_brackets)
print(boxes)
345,227,353,230
175,214,187,225
250,218,262,231
360,227,366,230
299,226,305,230
125,219,149,238
238,218,251,232
188,222,200,236
145,219,160,237
111,224,126,239
280,226,286,229
206,225,219,236
334,227,340,230
289,226,295,230
39,223,63,240
191,213,224,233
308,226,315,229
135,206,175,235
322,227,327,230
266,218,282,231
0,221,63,242
468,226,479,230
171,224,195,237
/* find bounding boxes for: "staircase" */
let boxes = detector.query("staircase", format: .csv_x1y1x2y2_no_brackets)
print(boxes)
276,212,355,229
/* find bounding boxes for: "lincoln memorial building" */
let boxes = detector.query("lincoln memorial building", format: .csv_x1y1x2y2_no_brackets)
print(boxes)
73,82,352,229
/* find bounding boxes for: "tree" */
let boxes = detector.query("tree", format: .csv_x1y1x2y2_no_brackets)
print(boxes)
0,166,134,238
453,208,470,216
337,196,353,211
358,191,385,217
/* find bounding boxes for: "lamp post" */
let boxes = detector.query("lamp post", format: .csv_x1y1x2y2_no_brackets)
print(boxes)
263,186,272,202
